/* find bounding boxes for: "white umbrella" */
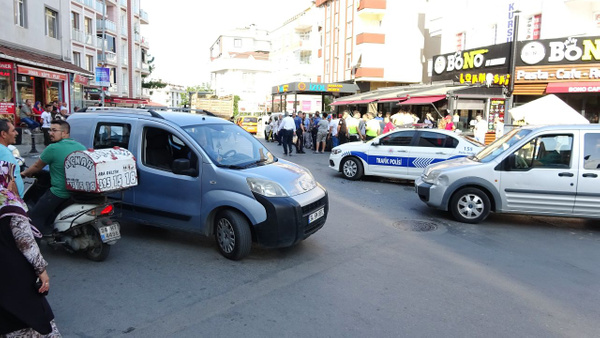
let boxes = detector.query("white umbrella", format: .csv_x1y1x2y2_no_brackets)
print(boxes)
509,94,589,125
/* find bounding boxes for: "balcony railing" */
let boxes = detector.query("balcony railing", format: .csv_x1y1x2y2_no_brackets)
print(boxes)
141,36,149,48
134,33,140,43
121,85,129,94
84,33,94,46
108,83,118,93
72,29,85,44
119,0,126,7
97,52,117,64
121,24,127,36
95,1,106,13
141,62,149,70
121,52,128,65
96,19,116,34
140,9,149,23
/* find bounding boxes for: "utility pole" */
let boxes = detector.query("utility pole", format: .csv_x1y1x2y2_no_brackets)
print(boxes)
505,10,521,123
100,0,106,107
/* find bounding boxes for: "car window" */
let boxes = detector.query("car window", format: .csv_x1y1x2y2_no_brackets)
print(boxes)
142,127,198,175
510,134,573,170
416,131,458,148
243,117,257,123
583,133,600,170
94,123,131,149
380,130,415,146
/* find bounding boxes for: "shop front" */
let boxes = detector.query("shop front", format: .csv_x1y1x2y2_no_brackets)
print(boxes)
513,35,600,123
0,62,16,122
15,65,68,111
71,74,91,111
271,82,360,113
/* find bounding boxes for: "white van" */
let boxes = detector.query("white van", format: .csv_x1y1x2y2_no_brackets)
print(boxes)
415,124,600,223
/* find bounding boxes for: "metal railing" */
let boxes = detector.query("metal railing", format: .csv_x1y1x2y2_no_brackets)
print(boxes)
119,0,126,7
140,9,149,22
72,28,85,43
95,0,106,13
96,19,116,33
141,36,149,47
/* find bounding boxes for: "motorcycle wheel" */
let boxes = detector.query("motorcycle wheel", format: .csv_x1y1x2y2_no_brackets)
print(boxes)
85,227,111,262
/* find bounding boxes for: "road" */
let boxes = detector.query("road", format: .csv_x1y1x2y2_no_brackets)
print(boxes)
36,136,600,337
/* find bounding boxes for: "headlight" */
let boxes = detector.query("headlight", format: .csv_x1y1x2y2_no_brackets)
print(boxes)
247,177,288,197
422,170,440,184
289,172,316,195
331,148,342,155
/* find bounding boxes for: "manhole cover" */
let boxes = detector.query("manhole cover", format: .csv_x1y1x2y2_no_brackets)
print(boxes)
392,220,438,232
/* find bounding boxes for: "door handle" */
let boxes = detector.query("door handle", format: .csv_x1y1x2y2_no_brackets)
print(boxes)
558,172,574,177
583,173,598,178
435,152,447,155
396,150,407,153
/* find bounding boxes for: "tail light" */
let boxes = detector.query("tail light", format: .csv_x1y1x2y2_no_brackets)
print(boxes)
100,205,114,215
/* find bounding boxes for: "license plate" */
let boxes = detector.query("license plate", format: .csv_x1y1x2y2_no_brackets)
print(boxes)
99,223,121,242
308,208,325,224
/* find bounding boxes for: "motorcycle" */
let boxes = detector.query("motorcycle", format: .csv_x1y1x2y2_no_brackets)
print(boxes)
23,170,120,261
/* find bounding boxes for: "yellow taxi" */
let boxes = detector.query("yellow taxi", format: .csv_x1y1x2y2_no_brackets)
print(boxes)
236,116,258,134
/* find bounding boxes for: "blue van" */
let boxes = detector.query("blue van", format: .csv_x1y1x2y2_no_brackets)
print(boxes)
68,109,328,260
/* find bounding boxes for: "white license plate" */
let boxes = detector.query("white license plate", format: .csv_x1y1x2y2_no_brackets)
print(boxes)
308,208,325,224
99,223,121,242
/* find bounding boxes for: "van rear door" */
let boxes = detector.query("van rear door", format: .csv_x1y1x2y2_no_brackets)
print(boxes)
574,131,600,216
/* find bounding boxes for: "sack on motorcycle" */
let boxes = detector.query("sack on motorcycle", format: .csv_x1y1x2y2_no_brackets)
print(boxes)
65,148,138,193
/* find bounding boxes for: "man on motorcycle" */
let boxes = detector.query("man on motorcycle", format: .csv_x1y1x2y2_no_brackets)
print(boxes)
21,120,86,236
0,119,24,196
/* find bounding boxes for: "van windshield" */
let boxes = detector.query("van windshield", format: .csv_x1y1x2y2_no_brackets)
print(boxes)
183,124,275,168
473,128,532,163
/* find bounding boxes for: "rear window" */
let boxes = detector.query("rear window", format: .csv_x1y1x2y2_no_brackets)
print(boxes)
242,117,257,123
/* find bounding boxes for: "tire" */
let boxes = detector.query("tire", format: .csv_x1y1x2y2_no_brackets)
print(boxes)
341,157,363,180
450,187,491,224
215,210,252,260
85,227,111,262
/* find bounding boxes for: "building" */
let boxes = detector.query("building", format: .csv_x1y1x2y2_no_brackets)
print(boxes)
70,0,151,107
209,25,272,114
147,82,184,107
315,0,433,92
1,0,93,121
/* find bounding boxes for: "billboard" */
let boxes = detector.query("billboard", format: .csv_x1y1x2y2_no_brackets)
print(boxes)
95,67,110,87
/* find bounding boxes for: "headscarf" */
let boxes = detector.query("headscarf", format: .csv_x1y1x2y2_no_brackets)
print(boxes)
0,161,37,235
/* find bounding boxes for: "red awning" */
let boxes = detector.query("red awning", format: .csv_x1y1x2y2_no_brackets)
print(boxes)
546,82,600,94
0,44,92,76
352,99,375,104
397,95,446,105
330,100,354,106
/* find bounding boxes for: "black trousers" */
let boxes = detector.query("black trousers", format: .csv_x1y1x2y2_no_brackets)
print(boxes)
29,190,67,235
295,128,304,153
282,129,294,155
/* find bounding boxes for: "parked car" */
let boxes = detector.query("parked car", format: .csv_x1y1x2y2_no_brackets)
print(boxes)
329,128,483,181
415,124,600,223
236,115,258,134
68,109,328,260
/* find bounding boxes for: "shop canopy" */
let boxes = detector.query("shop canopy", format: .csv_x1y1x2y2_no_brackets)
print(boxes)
397,95,446,105
0,44,93,76
509,94,589,125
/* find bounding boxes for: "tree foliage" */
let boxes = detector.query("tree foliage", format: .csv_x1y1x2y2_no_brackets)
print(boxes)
233,95,241,115
142,79,167,89
180,83,213,107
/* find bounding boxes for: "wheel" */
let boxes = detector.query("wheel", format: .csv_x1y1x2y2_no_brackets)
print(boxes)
85,227,111,262
341,157,363,180
215,210,252,260
450,187,491,224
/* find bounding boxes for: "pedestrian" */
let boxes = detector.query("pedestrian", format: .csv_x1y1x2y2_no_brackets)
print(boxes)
0,160,61,337
329,113,340,148
424,113,434,128
315,112,329,153
337,112,349,144
357,111,367,141
294,111,305,154
383,114,395,134
274,116,282,145
55,108,69,121
40,104,53,146
32,101,44,123
311,111,320,150
0,120,25,197
18,99,41,133
278,112,296,156
365,112,381,140
444,114,455,131
473,114,488,143
346,111,359,142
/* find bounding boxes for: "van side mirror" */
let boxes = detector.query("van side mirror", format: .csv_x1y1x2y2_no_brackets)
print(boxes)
371,140,379,146
173,158,198,176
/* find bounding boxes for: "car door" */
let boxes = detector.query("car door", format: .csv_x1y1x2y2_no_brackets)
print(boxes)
574,131,600,217
407,131,459,177
366,130,415,177
132,123,203,230
499,132,577,215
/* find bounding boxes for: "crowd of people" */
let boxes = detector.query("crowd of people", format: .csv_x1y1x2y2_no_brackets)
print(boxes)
18,100,73,146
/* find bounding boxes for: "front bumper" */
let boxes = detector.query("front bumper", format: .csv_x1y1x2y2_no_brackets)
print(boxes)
329,154,342,172
414,177,446,210
252,185,328,248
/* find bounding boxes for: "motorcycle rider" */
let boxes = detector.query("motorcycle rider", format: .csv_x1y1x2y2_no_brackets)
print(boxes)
21,120,86,236
0,119,24,197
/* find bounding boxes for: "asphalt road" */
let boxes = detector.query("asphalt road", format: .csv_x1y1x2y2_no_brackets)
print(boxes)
35,136,600,337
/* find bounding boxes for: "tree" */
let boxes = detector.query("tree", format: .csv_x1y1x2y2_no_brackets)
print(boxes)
180,83,213,107
141,53,157,89
233,95,241,115
142,79,167,89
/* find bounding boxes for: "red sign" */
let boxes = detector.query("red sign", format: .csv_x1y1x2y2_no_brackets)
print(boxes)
74,74,89,85
546,82,600,93
0,103,15,115
17,65,67,81
0,62,14,70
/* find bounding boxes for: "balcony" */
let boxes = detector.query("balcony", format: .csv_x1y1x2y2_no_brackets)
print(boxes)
141,62,150,74
96,19,116,34
357,0,386,21
95,0,106,13
119,0,126,7
84,33,95,46
140,9,149,24
121,85,129,94
121,52,128,65
121,24,128,36
108,83,118,93
97,52,117,65
134,33,140,43
141,36,149,48
72,28,85,44
356,33,385,45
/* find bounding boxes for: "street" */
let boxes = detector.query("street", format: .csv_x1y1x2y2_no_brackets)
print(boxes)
36,137,600,338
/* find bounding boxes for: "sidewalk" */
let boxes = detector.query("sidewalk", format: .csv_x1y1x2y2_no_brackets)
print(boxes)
16,132,46,158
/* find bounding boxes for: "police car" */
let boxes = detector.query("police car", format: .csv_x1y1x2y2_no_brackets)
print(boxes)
329,128,483,180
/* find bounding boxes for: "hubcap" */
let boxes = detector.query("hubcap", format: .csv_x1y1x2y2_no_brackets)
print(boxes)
457,194,484,219
343,160,357,178
217,218,235,253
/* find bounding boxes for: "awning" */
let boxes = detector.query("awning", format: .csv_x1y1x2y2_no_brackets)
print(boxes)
0,44,93,76
509,94,589,125
378,97,406,103
330,100,354,106
546,82,600,94
352,99,375,104
397,95,446,105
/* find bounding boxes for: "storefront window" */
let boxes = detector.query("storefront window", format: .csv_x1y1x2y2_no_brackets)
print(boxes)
16,75,34,105
45,80,62,104
0,70,13,102
72,83,83,110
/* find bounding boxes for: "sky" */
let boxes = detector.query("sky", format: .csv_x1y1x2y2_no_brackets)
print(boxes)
141,0,312,87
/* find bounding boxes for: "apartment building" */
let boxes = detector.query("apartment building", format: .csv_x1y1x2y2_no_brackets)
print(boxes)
209,25,272,113
70,0,150,107
1,0,92,121
315,0,430,92
148,83,185,108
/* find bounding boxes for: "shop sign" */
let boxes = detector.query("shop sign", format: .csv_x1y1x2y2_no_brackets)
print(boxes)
95,67,110,87
515,64,600,83
0,102,15,115
272,82,359,94
517,36,600,66
74,74,89,85
17,65,67,81
432,42,511,83
459,72,511,86
0,62,14,70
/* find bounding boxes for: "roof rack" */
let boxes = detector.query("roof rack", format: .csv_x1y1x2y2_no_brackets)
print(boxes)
76,107,164,119
150,107,216,117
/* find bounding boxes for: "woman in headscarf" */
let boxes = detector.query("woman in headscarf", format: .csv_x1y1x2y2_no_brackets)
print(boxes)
0,161,60,337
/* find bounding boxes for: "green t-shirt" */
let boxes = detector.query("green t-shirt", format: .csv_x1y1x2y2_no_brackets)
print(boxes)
40,138,87,198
